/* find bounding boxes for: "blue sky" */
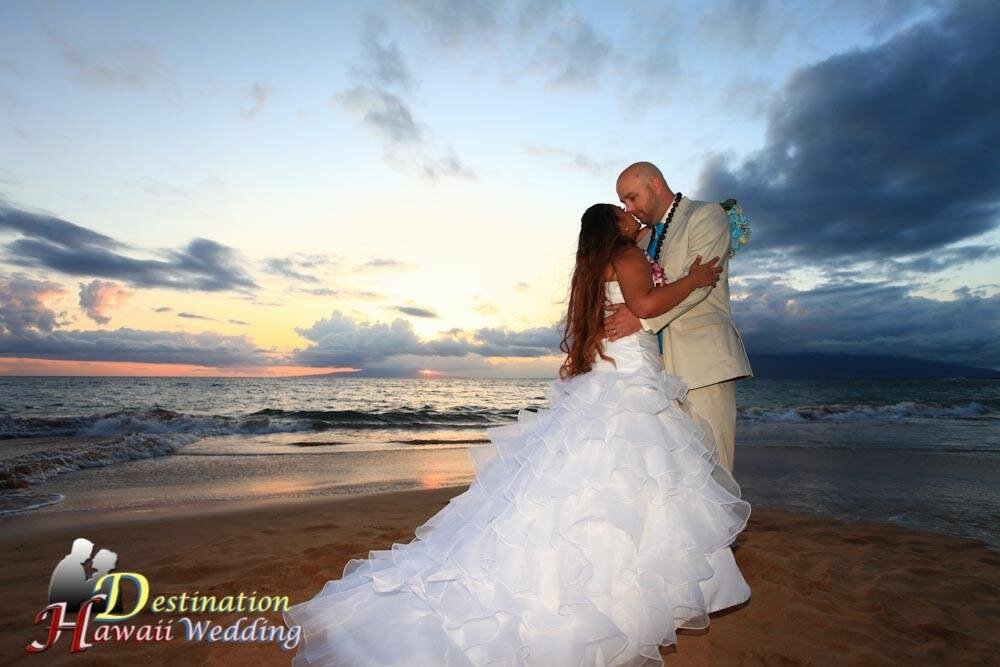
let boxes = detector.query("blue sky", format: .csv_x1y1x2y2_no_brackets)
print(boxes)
1,0,997,376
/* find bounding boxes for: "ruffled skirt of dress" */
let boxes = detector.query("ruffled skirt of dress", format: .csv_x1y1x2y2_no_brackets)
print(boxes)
283,366,751,666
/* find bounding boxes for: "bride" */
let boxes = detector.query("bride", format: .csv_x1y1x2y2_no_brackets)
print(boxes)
283,203,752,666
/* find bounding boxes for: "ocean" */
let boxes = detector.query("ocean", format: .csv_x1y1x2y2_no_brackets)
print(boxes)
2,376,998,549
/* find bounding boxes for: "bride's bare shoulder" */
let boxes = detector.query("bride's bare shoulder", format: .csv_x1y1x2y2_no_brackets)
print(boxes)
611,245,647,267
605,247,646,281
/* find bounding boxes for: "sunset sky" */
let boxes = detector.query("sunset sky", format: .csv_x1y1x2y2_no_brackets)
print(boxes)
1,0,997,377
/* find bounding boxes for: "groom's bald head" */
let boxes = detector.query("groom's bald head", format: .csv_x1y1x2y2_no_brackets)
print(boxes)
616,162,673,225
617,162,667,191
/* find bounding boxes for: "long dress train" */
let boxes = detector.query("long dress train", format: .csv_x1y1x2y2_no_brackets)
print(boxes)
283,280,751,666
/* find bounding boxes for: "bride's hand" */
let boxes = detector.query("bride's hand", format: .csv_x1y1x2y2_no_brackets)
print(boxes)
686,255,722,288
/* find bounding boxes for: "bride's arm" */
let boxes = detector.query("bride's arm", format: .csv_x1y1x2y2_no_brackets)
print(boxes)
638,203,731,333
612,246,720,319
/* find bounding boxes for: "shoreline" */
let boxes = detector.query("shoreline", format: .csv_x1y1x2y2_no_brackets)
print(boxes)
3,478,994,550
3,486,999,665
0,483,473,536
7,430,998,549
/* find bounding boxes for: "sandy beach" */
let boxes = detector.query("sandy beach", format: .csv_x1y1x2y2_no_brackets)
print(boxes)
2,487,998,666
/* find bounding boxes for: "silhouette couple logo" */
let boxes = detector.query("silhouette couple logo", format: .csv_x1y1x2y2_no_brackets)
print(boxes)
48,538,122,614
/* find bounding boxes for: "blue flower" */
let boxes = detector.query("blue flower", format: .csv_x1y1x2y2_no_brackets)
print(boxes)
720,198,751,256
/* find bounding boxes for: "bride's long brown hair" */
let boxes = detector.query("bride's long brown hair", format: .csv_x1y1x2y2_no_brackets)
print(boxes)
559,204,632,380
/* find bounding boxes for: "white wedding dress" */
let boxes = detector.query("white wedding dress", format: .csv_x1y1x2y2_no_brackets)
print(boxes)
283,281,752,666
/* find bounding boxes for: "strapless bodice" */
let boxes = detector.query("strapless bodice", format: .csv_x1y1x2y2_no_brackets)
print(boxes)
595,280,663,374
604,279,628,305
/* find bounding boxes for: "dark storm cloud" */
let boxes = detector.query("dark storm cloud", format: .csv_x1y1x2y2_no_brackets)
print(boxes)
698,1,1000,263
693,0,939,58
888,244,1000,274
0,203,258,292
728,239,1000,286
732,278,1000,369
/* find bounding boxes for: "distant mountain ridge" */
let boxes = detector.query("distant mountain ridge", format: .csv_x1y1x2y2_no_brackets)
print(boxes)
301,353,999,379
747,353,998,379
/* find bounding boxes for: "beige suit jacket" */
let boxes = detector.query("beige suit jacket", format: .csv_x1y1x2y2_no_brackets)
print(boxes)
639,197,753,389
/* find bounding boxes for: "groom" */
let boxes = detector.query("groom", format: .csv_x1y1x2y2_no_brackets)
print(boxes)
605,162,752,472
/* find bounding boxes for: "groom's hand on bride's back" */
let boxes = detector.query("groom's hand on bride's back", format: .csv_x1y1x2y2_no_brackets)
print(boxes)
604,302,642,341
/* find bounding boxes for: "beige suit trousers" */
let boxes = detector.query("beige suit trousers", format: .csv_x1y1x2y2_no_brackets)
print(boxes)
684,380,737,473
